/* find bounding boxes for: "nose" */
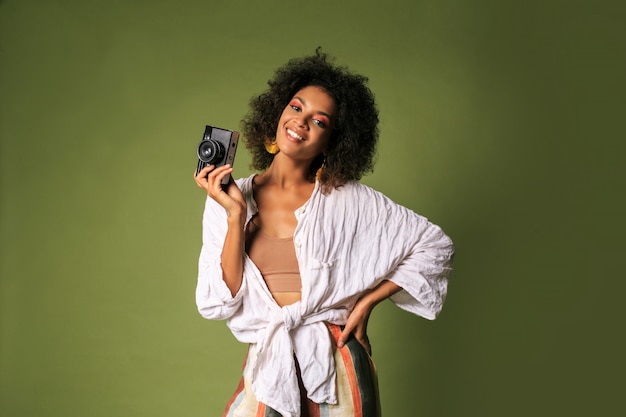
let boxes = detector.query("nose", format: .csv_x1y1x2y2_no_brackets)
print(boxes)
294,115,309,129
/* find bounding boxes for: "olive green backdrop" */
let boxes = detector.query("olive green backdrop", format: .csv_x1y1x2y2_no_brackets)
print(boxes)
1,1,623,416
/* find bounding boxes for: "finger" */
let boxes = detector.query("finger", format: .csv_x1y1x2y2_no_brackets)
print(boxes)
206,164,231,181
337,324,354,348
207,169,232,192
195,178,206,189
194,170,209,189
194,165,214,184
197,164,217,178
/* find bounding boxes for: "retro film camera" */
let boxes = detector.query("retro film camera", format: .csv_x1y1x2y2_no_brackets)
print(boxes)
195,125,239,185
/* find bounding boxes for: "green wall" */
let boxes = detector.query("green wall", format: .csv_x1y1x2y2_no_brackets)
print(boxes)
1,1,623,416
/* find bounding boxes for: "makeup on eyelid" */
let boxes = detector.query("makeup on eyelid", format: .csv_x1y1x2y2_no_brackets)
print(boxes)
289,99,330,127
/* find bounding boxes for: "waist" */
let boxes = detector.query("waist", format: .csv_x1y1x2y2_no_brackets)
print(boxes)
272,291,301,307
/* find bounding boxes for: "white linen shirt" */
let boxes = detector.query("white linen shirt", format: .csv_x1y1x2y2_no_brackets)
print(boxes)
196,175,454,417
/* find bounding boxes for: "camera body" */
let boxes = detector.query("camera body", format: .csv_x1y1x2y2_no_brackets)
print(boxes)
196,125,239,185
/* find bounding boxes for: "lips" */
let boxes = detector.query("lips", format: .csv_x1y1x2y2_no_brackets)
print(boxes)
287,128,304,142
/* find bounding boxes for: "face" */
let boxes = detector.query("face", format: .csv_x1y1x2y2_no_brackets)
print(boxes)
275,85,336,163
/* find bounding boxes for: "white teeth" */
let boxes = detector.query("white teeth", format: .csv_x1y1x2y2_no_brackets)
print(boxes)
287,128,304,141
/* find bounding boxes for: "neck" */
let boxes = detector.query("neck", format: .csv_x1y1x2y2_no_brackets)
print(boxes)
260,154,315,188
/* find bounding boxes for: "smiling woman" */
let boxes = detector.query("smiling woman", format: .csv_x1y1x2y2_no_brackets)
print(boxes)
274,86,336,167
192,50,454,417
241,51,381,195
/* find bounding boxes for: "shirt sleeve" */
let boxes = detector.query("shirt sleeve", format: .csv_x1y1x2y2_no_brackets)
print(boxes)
386,214,454,320
195,195,245,320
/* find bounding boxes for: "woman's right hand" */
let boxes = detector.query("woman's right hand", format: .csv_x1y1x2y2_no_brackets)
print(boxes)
194,164,246,224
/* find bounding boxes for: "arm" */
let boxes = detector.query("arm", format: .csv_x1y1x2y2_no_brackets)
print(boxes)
337,223,453,353
221,212,246,296
385,220,454,319
337,189,454,352
194,165,247,303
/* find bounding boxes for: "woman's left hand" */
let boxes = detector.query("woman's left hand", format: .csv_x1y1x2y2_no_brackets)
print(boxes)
336,280,402,356
337,296,374,355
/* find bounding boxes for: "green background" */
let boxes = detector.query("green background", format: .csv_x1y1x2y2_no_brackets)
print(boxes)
1,0,624,416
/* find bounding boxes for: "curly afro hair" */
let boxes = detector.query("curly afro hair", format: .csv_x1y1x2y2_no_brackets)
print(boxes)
241,49,379,193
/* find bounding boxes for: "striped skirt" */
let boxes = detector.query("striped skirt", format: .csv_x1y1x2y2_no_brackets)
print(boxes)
222,324,381,417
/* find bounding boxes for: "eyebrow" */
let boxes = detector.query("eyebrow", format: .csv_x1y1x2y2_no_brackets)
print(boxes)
293,96,333,119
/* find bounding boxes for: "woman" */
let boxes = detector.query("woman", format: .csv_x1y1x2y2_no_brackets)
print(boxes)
194,50,454,417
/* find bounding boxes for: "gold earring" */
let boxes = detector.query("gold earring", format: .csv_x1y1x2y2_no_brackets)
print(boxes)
264,139,279,154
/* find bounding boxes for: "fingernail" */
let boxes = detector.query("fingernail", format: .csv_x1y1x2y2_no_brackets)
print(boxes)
337,341,344,348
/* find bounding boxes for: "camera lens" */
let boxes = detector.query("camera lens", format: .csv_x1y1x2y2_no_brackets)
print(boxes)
197,139,225,164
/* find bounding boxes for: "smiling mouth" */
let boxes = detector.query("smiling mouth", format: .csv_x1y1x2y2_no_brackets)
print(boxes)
287,128,304,141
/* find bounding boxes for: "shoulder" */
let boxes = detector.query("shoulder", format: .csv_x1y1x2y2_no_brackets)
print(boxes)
327,181,427,223
324,181,397,207
322,180,372,197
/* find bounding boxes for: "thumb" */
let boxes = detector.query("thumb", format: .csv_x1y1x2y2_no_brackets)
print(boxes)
337,324,354,349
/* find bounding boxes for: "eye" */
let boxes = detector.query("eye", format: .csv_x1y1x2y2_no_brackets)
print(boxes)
313,119,327,128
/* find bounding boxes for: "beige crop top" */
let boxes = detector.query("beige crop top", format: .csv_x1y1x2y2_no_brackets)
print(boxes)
246,222,302,293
